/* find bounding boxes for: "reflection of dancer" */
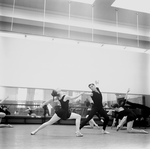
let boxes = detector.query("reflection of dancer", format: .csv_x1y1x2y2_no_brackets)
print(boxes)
0,96,13,128
80,81,109,134
25,107,37,117
31,89,84,137
43,101,53,117
111,103,148,134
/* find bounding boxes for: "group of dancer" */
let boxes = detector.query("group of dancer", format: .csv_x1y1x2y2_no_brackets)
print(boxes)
1,81,149,136
31,81,149,137
31,81,110,136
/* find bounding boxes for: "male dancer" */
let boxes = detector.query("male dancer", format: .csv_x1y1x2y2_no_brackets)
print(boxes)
80,81,109,134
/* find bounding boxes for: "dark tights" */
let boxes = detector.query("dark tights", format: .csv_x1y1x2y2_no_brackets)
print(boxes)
80,107,109,130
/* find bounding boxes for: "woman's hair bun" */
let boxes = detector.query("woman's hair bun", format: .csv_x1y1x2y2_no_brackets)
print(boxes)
51,90,58,97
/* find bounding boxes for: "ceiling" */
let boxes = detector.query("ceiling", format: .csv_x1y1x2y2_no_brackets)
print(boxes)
0,0,150,50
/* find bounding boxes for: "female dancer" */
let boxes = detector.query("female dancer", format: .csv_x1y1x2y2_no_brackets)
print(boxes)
111,103,148,134
80,81,109,134
0,96,13,128
116,88,150,126
31,89,84,137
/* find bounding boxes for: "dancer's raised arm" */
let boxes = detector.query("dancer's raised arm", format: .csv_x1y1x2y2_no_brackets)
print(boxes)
125,88,130,100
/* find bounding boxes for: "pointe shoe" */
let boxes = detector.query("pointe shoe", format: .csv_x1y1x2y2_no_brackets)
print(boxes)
102,129,110,134
76,131,83,137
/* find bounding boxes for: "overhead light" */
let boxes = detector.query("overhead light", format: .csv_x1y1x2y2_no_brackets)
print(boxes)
101,44,147,53
102,44,124,50
111,0,150,14
124,47,147,53
70,0,95,5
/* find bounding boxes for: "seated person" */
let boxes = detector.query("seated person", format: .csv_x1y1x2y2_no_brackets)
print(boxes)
0,96,13,128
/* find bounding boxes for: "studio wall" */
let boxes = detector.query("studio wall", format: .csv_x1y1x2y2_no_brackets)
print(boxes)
0,36,150,95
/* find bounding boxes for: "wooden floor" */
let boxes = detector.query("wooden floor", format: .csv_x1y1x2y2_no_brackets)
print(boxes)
0,125,150,149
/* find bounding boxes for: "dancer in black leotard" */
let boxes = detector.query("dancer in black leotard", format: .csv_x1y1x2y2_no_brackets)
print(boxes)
111,103,148,134
31,89,84,137
80,81,109,134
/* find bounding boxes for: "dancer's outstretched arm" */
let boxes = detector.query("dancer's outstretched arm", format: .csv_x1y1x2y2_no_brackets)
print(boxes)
117,116,127,131
125,88,130,100
66,92,84,101
111,118,116,127
40,99,53,107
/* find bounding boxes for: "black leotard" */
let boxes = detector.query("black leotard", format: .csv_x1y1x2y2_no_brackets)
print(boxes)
116,108,136,123
92,88,103,108
55,95,71,120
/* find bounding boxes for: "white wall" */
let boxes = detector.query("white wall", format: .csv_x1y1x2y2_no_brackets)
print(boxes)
0,36,150,95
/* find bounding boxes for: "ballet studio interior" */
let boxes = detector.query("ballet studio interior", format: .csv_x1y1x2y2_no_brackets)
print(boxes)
0,0,150,149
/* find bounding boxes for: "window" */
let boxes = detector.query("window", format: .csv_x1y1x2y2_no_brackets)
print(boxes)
17,88,27,108
34,89,44,101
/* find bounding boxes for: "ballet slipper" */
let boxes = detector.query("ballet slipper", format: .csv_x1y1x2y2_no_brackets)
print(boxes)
140,130,149,134
95,125,100,129
31,132,36,135
102,129,110,134
76,131,83,137
8,124,13,128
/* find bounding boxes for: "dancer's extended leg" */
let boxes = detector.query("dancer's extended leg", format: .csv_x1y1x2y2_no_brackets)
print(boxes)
0,113,13,128
31,114,60,135
80,108,97,129
69,113,83,137
84,115,99,129
99,109,109,134
127,121,148,134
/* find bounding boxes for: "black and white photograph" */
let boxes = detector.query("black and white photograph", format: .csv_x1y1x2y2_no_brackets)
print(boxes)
0,0,150,149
